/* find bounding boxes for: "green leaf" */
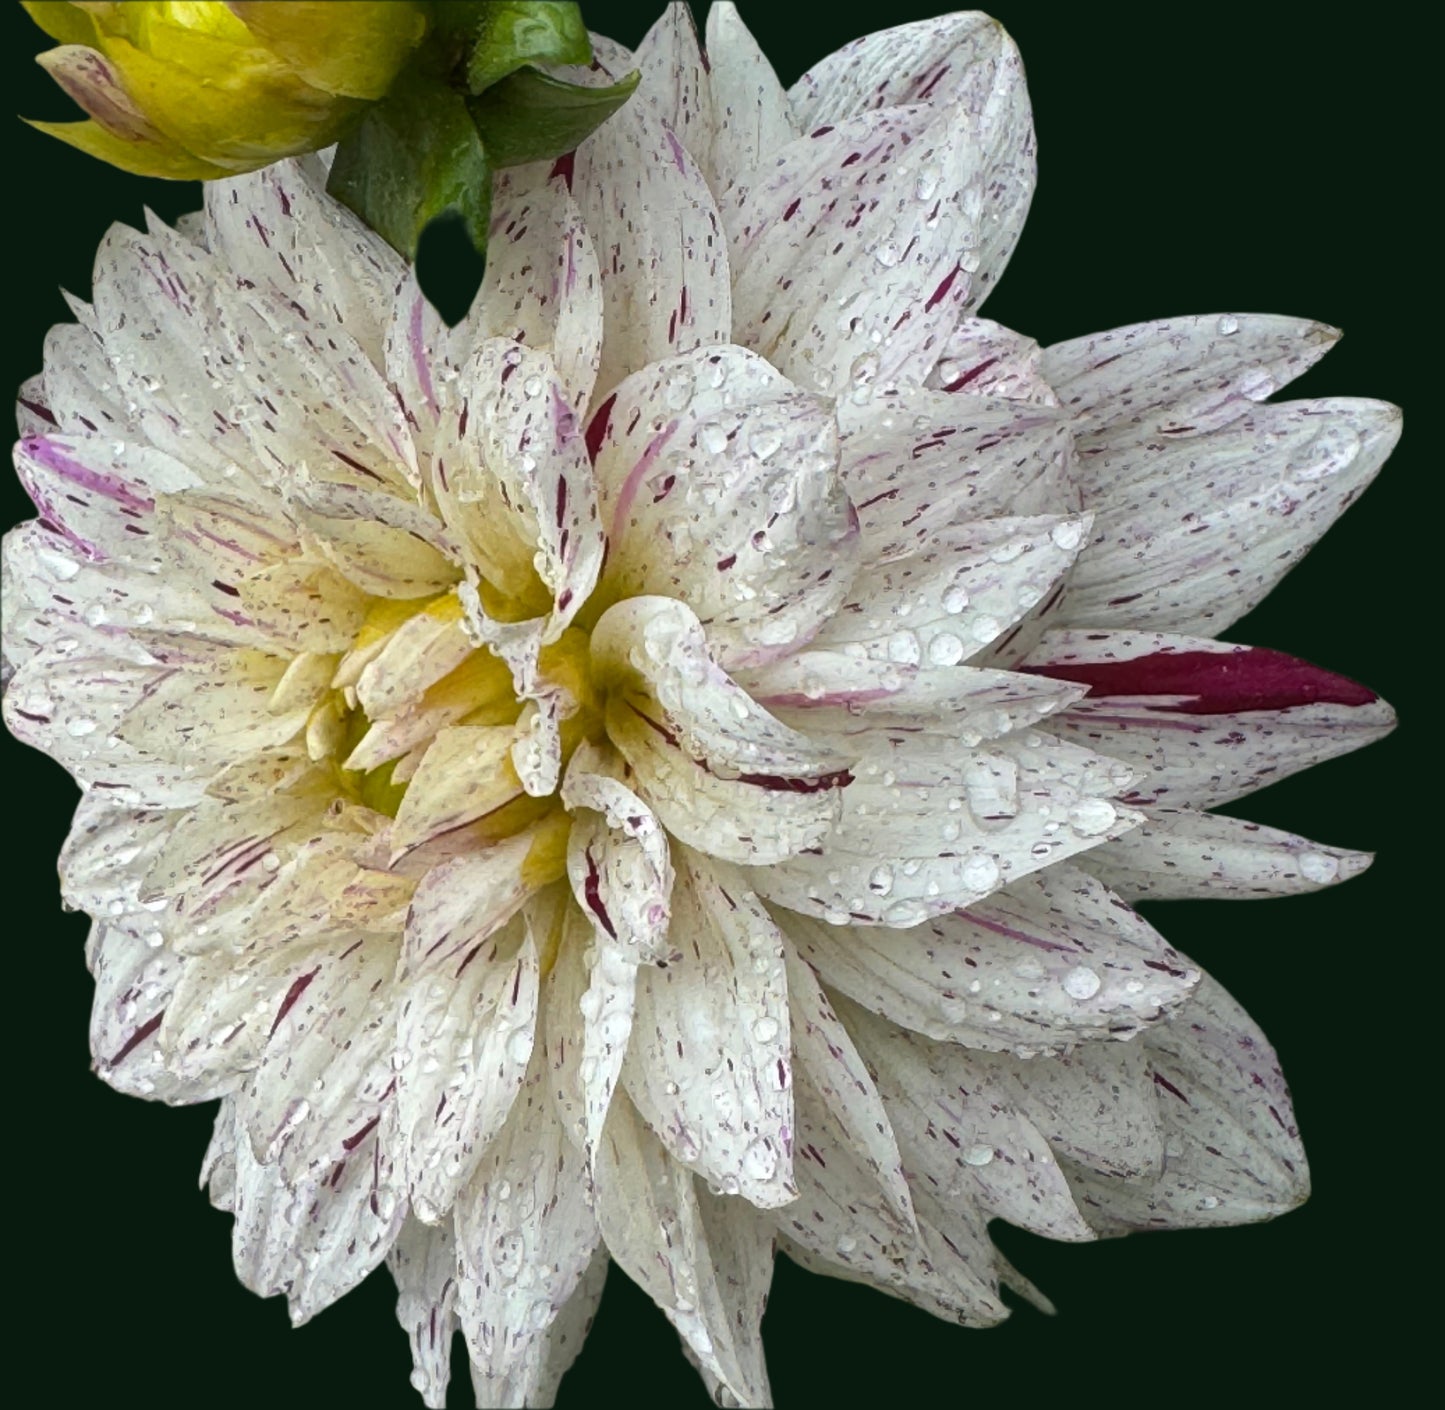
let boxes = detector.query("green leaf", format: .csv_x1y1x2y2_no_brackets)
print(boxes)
467,65,639,169
465,3,591,94
326,66,491,261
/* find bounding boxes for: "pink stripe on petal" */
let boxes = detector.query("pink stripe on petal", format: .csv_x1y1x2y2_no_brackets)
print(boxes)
1026,645,1377,714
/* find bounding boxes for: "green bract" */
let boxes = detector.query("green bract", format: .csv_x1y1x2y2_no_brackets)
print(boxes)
23,1,639,263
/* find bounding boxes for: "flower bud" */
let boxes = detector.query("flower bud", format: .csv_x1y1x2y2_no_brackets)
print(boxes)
23,1,428,179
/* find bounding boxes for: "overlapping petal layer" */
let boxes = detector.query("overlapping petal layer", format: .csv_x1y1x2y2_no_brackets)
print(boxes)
3,7,1397,1409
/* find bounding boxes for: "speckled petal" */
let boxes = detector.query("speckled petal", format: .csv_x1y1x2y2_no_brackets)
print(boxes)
588,345,856,669
843,996,1093,1241
632,3,711,163
395,886,540,1223
984,1040,1164,1180
784,945,914,1223
595,596,853,865
722,105,977,397
469,1246,608,1409
775,1056,1006,1327
471,169,604,414
925,317,1058,402
563,744,675,962
13,432,202,567
241,936,396,1183
838,394,1075,560
386,1217,459,1410
230,1097,406,1325
1069,976,1309,1230
594,1094,774,1406
621,851,795,1207
750,731,1141,926
455,1036,600,1397
1026,630,1397,808
434,339,603,624
1042,313,1340,437
1056,396,1400,633
804,514,1091,682
1083,806,1374,900
773,864,1197,1052
786,12,1034,307
205,156,405,369
703,3,795,191
542,903,638,1163
570,50,733,400
88,917,223,1103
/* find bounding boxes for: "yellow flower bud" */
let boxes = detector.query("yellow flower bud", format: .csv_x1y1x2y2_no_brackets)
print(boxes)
23,1,429,179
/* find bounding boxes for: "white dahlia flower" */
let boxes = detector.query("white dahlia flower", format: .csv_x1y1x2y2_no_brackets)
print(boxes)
2,5,1402,1407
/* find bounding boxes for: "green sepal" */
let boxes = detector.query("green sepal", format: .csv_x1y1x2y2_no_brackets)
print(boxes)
467,65,639,169
326,66,491,261
465,3,591,93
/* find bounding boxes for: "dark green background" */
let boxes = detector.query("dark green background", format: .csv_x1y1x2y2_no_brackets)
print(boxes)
2,3,1425,1405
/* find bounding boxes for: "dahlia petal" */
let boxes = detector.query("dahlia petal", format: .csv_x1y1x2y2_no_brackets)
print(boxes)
469,1245,608,1410
784,945,914,1224
596,597,852,865
621,852,794,1206
985,1040,1164,1180
160,925,375,1089
563,746,675,963
594,1095,774,1406
1027,630,1397,807
570,61,733,399
845,999,1094,1241
925,318,1058,403
1084,806,1373,900
1,523,173,684
838,394,1075,561
1069,976,1309,1230
703,3,796,190
351,603,473,719
1042,313,1340,438
386,1217,459,1410
86,223,260,484
298,512,459,601
721,105,977,397
152,823,364,958
589,346,856,669
397,878,541,1222
387,725,526,855
434,339,603,623
632,3,712,174
88,918,222,1104
806,514,1091,680
205,156,405,369
543,902,639,1162
4,652,200,805
471,170,605,414
13,432,193,565
751,732,1141,926
455,1040,601,1393
202,1095,239,1212
116,647,310,769
59,791,175,919
681,1186,776,1408
38,321,128,441
16,373,55,438
776,1057,1006,1326
230,1099,406,1325
1058,397,1401,633
745,656,1081,737
772,865,1199,1052
242,937,396,1183
786,12,1034,306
